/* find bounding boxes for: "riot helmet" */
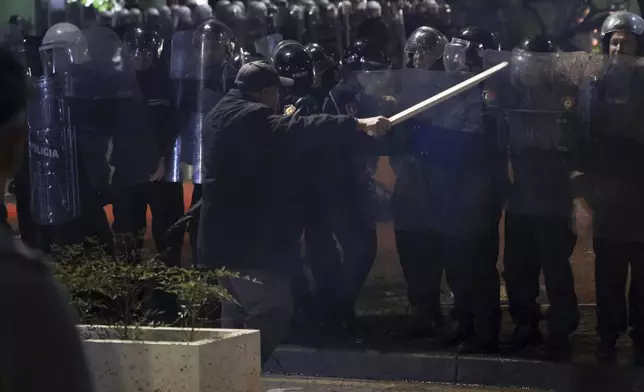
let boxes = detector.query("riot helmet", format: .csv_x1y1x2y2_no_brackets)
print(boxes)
40,22,88,76
115,8,133,27
404,26,448,70
173,5,193,29
144,7,162,30
2,23,26,64
123,26,164,71
516,35,557,53
511,35,557,89
8,15,32,35
444,26,500,73
233,0,246,13
600,11,644,56
97,11,114,28
215,0,231,20
192,3,214,25
305,42,340,88
186,0,199,11
342,39,391,72
158,5,172,21
273,41,314,94
366,1,382,18
130,8,143,25
248,1,269,19
193,19,236,71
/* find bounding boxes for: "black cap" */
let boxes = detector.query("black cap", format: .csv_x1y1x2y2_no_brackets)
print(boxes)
234,60,294,93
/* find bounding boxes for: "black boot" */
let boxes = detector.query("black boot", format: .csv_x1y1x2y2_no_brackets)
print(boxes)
540,335,572,362
507,325,543,350
459,337,500,354
633,345,644,367
596,338,617,366
402,308,437,339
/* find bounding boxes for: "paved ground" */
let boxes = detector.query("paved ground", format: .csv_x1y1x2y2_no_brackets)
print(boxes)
262,377,542,392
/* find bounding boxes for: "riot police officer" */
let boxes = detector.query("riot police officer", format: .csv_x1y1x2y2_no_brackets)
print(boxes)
320,39,391,329
355,1,389,54
502,35,580,361
581,11,644,365
305,43,340,107
274,41,317,114
113,26,185,267
390,25,448,339
33,23,116,255
272,41,320,326
404,25,448,69
440,26,505,352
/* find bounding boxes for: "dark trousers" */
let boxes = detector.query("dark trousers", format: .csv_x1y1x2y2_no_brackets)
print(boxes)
396,229,443,317
1,203,9,231
220,269,294,365
503,212,579,338
111,181,185,266
188,184,201,266
398,228,501,341
594,238,644,346
300,212,377,323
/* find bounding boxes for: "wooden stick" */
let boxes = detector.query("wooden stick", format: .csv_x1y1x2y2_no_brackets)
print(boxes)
388,61,509,126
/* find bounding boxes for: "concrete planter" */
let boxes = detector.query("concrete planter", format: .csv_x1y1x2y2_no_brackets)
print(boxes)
79,326,261,392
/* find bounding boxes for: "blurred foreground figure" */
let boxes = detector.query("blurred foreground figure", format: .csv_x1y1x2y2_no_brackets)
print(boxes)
581,11,644,366
0,45,94,392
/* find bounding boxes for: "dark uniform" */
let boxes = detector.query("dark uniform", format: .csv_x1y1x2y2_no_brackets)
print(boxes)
273,41,329,325
501,36,579,359
391,25,449,338
320,39,389,326
583,11,644,365
111,27,185,266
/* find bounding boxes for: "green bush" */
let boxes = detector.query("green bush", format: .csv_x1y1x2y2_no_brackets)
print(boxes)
50,239,241,342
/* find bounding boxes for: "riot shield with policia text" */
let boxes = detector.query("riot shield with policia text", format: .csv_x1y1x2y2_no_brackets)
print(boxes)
29,25,157,226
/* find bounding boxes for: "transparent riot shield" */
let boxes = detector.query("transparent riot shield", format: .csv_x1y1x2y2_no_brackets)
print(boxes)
27,26,87,226
166,29,197,183
366,68,498,239
317,2,343,60
168,23,231,184
579,54,644,243
61,27,157,193
247,1,270,49
483,49,588,223
326,69,401,227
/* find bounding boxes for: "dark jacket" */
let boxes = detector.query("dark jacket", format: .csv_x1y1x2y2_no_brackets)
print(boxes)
0,228,94,392
197,89,365,273
578,67,644,242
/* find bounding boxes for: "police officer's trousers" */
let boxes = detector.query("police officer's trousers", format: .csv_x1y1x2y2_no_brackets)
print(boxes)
400,227,501,342
111,181,185,265
396,229,444,320
301,212,377,324
594,238,644,347
503,213,579,339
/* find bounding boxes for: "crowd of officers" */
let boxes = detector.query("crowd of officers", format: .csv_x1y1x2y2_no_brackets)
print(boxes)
5,0,644,369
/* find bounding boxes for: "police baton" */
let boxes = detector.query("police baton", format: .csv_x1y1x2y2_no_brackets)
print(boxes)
388,61,509,126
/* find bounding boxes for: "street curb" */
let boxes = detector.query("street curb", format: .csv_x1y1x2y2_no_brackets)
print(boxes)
265,346,644,392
